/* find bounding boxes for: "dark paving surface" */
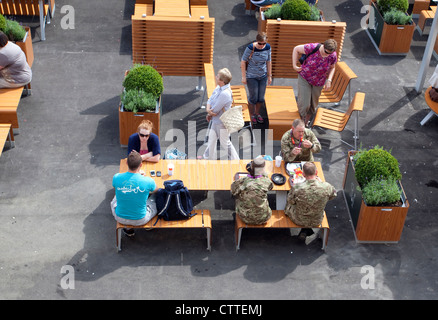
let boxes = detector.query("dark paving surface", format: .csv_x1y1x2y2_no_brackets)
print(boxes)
0,0,437,300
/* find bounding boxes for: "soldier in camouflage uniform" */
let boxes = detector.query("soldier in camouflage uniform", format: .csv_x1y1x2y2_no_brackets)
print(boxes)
231,156,273,224
281,119,321,162
285,162,336,244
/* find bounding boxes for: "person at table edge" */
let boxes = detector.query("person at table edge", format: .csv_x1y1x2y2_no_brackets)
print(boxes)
281,119,321,162
127,120,161,162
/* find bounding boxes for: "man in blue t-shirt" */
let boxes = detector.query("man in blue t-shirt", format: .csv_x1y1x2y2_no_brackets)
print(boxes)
111,150,157,236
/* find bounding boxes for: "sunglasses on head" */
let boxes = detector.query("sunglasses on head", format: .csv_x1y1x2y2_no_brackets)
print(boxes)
139,133,150,138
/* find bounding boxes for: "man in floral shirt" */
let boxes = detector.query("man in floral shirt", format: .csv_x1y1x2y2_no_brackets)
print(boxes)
292,39,337,126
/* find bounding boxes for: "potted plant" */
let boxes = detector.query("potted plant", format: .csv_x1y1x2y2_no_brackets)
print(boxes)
0,15,33,67
256,0,346,78
119,64,164,146
342,146,409,243
366,0,415,54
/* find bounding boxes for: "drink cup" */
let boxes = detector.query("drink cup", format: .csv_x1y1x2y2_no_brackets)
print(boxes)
168,163,174,176
275,156,282,167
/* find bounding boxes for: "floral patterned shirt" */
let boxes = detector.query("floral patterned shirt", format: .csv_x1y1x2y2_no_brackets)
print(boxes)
299,43,337,87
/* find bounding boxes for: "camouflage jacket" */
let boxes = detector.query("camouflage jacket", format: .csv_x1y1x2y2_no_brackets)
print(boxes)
285,179,337,227
231,175,273,225
280,128,321,162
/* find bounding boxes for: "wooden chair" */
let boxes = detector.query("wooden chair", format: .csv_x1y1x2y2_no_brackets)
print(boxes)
319,61,358,106
312,92,365,150
421,86,438,125
0,0,55,41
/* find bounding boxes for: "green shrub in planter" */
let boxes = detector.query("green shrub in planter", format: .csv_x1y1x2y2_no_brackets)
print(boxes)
362,176,401,206
5,20,26,41
280,0,311,21
377,0,408,14
383,8,412,25
123,64,163,99
353,145,402,188
264,3,282,19
121,89,157,113
0,14,6,33
309,5,321,21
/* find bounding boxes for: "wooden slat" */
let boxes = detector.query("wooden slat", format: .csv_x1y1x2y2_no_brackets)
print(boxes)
0,123,13,154
0,87,25,129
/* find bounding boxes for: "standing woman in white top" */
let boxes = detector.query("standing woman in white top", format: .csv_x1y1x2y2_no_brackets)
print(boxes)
0,31,32,88
203,68,240,160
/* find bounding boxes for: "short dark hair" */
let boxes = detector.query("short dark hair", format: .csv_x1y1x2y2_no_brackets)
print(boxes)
303,162,316,176
0,32,9,48
127,150,142,171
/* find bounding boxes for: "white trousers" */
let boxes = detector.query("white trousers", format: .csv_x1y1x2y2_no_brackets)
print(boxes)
203,121,239,160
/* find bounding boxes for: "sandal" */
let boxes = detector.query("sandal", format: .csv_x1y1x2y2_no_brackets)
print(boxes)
251,115,257,124
256,114,264,124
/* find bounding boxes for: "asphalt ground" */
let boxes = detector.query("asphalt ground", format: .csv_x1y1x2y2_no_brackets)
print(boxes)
0,0,437,303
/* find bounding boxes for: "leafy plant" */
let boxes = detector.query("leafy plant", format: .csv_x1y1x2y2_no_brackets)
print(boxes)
122,64,163,99
0,14,6,33
377,0,408,14
309,5,320,21
280,0,311,21
361,177,401,206
354,145,402,189
264,3,282,19
121,89,157,113
383,8,412,25
5,20,26,41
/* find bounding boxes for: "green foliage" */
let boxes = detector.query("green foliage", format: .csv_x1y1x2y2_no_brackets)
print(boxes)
361,177,401,206
263,4,282,19
5,20,26,41
383,8,412,25
354,145,402,188
280,0,311,21
377,0,408,14
309,5,321,21
0,14,6,33
121,89,157,113
122,64,163,99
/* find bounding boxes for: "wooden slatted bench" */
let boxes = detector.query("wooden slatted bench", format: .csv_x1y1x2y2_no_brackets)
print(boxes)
116,209,212,251
0,123,14,154
235,210,330,251
0,0,55,41
0,87,25,131
412,0,431,15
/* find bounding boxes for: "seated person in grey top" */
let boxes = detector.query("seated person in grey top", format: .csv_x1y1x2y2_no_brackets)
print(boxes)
0,31,32,89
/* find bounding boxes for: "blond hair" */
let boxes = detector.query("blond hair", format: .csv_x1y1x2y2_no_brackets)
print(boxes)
137,120,153,133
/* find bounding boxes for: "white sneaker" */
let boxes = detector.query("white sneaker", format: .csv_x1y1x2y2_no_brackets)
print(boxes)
305,233,318,245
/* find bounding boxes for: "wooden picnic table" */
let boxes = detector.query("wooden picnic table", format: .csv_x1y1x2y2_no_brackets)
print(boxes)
119,159,325,209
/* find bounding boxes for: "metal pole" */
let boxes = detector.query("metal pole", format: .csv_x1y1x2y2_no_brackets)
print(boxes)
415,1,438,93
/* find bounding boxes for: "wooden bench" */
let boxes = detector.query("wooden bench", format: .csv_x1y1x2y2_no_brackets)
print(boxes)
421,86,438,125
116,209,212,251
0,87,25,131
235,210,330,251
264,86,300,140
412,0,431,15
0,123,14,154
0,0,55,41
416,6,436,35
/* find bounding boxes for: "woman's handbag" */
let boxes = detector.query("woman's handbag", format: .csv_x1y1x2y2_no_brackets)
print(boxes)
220,105,245,134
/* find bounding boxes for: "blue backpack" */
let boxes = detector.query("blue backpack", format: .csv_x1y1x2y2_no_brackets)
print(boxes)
154,180,195,224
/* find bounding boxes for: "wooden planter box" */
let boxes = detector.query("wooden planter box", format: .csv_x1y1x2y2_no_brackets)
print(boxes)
118,95,161,147
366,0,415,55
257,7,346,78
16,27,34,68
342,151,409,243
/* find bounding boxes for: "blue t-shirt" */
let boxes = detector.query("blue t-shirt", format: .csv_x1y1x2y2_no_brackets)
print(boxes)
112,172,156,220
241,43,271,79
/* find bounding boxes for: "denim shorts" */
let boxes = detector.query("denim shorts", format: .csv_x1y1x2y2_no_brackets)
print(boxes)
246,75,268,105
